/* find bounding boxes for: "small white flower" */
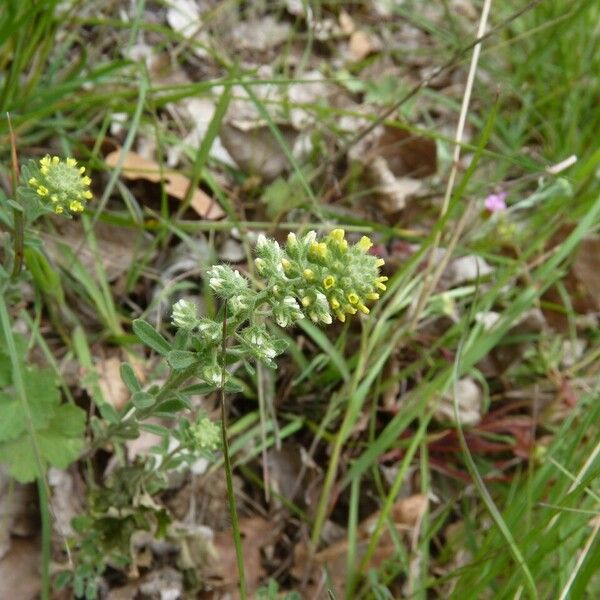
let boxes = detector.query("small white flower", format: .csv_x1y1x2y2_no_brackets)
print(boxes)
283,296,299,309
256,233,268,249
304,230,317,245
255,258,266,273
264,346,277,359
276,314,289,327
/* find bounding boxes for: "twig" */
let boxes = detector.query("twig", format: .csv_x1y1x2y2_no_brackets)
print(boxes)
408,0,493,331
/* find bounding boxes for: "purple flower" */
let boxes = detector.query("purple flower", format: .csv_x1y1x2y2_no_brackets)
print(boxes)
484,191,507,213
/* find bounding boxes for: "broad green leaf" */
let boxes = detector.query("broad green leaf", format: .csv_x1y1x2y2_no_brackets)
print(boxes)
0,369,59,441
0,403,85,483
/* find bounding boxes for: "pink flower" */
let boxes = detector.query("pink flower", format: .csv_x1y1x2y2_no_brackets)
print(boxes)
484,191,507,213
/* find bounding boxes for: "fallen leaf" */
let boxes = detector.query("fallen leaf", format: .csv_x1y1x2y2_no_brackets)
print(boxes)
42,217,145,282
0,467,37,560
348,30,377,62
105,150,224,219
543,230,600,331
0,538,40,600
293,495,427,597
229,16,291,52
95,355,130,411
434,378,483,426
339,11,355,35
376,125,438,178
204,517,278,596
166,98,234,168
441,255,494,288
48,468,83,538
369,157,423,213
220,122,299,181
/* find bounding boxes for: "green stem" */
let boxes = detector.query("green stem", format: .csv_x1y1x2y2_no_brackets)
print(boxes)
37,476,51,600
220,301,247,599
7,113,24,279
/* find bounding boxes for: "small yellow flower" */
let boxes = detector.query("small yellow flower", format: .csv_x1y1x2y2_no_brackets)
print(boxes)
310,241,328,258
330,229,345,242
336,311,346,323
330,298,340,310
347,293,359,305
303,268,314,280
366,292,380,300
357,236,373,252
357,304,370,314
376,276,388,291
301,296,311,307
323,275,335,289
27,155,93,215
281,258,291,271
376,258,385,267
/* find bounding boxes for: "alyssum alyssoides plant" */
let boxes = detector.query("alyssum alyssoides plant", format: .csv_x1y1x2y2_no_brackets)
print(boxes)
165,229,386,597
60,228,387,599
170,229,388,382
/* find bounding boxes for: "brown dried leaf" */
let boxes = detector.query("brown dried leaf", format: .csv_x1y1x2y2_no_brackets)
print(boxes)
543,229,600,331
0,538,40,600
95,355,129,411
376,126,437,178
294,495,427,597
42,217,143,282
220,122,298,181
205,517,278,596
348,30,376,62
105,150,224,219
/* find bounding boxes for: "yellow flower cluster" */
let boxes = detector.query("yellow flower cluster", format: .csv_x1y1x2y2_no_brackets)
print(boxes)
28,155,92,214
283,229,387,324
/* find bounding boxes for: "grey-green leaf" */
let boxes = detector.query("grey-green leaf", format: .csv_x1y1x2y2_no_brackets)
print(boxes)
132,319,171,355
131,391,156,409
167,350,197,370
120,362,141,392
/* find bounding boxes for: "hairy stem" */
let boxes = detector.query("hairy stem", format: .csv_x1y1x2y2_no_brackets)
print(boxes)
220,300,247,598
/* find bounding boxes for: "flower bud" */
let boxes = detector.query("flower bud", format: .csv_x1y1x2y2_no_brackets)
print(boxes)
171,299,199,330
